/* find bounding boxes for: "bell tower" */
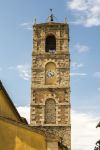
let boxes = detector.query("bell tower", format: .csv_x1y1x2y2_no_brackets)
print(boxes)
30,12,71,150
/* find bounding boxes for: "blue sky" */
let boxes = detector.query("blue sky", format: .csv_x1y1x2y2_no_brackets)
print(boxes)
0,0,100,149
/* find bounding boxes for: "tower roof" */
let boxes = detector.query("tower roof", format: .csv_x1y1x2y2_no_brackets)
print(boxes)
33,10,69,26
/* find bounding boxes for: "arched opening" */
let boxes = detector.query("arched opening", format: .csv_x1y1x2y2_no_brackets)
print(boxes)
45,35,56,52
45,62,56,85
45,99,56,124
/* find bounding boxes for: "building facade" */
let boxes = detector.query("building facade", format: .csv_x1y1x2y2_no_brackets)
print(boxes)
30,15,71,150
0,80,46,150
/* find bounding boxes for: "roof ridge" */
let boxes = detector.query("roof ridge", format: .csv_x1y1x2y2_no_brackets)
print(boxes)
0,81,25,123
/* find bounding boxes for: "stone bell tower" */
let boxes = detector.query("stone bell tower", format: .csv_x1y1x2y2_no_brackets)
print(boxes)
30,12,71,150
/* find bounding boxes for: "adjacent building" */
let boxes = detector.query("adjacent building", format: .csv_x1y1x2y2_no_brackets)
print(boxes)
0,80,46,150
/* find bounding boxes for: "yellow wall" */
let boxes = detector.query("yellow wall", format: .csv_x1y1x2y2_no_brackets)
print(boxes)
0,89,20,121
0,118,46,150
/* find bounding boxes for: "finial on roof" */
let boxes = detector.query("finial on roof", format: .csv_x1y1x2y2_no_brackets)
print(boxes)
34,18,36,25
48,8,54,22
65,17,67,23
50,9,54,21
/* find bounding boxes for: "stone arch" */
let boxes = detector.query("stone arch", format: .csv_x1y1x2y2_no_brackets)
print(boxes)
45,35,56,52
45,62,56,85
44,59,58,68
45,99,56,124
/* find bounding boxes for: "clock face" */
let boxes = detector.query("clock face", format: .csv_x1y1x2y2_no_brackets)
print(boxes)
46,70,55,78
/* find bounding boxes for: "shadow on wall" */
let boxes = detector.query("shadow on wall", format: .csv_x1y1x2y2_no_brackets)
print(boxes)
0,118,46,150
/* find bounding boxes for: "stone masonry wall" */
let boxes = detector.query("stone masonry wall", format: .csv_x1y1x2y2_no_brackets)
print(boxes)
31,22,71,150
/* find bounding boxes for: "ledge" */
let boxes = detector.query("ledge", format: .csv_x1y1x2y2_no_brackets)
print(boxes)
30,123,71,127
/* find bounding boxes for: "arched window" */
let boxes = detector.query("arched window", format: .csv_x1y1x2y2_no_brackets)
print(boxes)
45,99,56,124
45,35,56,52
45,62,56,85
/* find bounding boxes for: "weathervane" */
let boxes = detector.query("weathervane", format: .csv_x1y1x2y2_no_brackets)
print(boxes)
50,8,53,13
49,8,54,22
47,8,57,22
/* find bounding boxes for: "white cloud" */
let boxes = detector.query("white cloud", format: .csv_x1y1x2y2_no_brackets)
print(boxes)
94,72,100,78
17,106,100,150
17,106,30,123
74,43,89,53
20,23,30,26
0,67,2,71
98,88,100,91
8,65,31,80
70,72,87,76
72,110,99,150
20,22,32,30
67,0,100,27
71,62,84,69
16,65,31,80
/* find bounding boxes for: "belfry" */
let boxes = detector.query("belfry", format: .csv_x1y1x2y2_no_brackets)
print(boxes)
30,12,71,150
